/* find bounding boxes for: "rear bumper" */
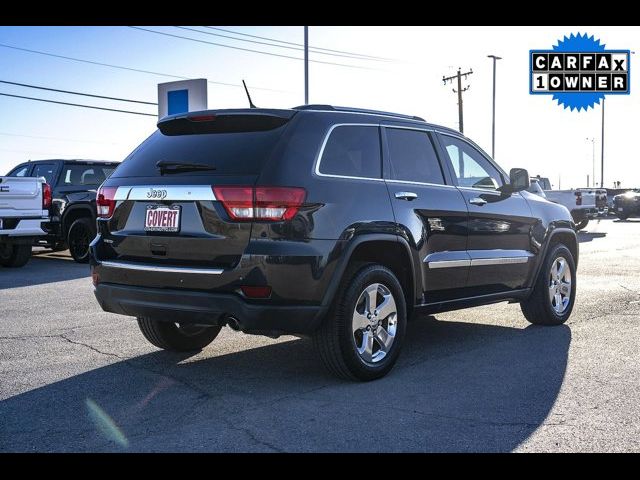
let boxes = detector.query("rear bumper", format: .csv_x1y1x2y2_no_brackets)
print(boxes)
0,218,48,238
570,208,598,221
94,283,323,336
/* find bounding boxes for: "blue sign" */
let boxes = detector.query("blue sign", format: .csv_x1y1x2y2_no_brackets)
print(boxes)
167,89,189,115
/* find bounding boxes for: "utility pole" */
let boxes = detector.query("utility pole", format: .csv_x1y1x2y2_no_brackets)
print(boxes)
304,26,309,105
586,137,595,188
487,55,501,158
443,68,473,133
600,97,605,188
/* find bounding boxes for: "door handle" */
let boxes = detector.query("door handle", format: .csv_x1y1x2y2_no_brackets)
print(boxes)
469,197,487,206
395,191,418,201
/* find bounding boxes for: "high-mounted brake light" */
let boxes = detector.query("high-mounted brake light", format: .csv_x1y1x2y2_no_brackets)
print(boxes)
42,182,52,210
213,186,306,222
189,115,216,122
97,186,118,218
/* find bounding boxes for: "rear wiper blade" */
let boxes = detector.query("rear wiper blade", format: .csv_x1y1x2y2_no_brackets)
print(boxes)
156,160,216,174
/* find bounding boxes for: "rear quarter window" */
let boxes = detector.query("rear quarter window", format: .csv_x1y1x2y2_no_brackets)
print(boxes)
318,125,381,179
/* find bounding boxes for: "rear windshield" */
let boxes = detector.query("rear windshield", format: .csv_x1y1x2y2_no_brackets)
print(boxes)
111,126,287,178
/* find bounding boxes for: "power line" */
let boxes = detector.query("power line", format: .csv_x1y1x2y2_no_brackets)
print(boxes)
0,92,156,117
0,131,120,145
175,26,392,63
128,26,384,71
203,26,396,62
0,80,157,105
0,42,290,93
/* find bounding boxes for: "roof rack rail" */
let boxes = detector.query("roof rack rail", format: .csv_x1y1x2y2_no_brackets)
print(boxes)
292,104,425,122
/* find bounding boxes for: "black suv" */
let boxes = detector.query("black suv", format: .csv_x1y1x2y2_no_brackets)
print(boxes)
91,106,578,381
7,159,118,262
612,189,640,220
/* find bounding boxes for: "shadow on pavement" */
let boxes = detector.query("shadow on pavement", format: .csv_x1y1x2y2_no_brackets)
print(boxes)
577,231,607,243
0,317,570,452
0,255,89,290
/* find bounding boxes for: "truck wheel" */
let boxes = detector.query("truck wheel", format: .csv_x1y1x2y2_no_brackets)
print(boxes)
521,243,576,326
313,263,407,381
575,219,589,231
0,243,32,268
67,217,95,263
617,213,628,221
137,317,222,351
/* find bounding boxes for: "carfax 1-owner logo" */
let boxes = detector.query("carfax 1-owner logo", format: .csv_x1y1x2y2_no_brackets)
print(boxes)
530,33,630,111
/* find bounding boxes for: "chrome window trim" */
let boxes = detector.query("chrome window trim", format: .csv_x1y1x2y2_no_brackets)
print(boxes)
313,123,385,182
99,260,224,275
114,185,218,201
385,179,457,189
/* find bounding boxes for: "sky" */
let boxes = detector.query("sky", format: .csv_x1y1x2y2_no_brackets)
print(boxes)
0,25,638,189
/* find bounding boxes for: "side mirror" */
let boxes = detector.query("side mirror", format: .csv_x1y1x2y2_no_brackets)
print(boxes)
500,168,530,194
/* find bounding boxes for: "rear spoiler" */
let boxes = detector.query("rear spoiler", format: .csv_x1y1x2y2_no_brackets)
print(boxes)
158,110,296,136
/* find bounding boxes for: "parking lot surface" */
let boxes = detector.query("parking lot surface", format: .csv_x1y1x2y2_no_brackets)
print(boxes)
1,218,639,452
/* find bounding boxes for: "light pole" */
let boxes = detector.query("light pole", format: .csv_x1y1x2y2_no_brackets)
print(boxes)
586,137,595,188
487,55,502,159
600,97,605,188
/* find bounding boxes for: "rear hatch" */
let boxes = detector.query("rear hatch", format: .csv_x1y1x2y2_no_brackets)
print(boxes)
96,110,296,270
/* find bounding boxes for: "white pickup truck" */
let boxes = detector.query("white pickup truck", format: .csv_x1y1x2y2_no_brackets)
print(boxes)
0,176,51,267
529,177,606,230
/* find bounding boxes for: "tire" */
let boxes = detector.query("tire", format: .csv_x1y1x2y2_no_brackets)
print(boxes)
313,263,407,381
617,214,628,221
521,243,576,326
137,317,222,351
0,243,31,268
67,217,95,263
575,219,589,231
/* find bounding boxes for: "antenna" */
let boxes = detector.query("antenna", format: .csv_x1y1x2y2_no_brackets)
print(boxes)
242,80,257,109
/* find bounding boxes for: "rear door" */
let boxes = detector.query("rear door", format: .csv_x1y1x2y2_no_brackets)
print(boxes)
436,132,536,294
97,112,294,278
382,126,468,303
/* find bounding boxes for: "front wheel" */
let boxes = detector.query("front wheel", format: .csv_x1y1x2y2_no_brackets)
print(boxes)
521,243,576,326
0,243,32,268
67,217,95,263
137,317,222,351
313,264,407,381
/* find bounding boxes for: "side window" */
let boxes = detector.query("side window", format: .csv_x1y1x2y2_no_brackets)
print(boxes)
386,128,445,185
439,135,503,190
61,165,108,186
31,164,57,185
319,126,381,179
8,165,30,177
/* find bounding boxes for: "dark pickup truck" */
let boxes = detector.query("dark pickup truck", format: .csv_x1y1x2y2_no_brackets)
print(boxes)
6,159,118,262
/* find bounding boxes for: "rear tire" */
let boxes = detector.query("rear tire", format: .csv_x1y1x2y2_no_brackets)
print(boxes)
0,243,31,268
313,263,407,381
67,217,95,263
617,213,628,221
521,243,576,326
575,219,589,230
137,317,221,351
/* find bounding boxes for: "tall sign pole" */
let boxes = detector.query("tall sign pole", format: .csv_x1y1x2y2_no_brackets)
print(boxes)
487,55,502,158
304,26,309,105
600,98,605,188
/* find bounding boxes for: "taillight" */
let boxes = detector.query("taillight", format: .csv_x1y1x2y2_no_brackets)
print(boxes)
97,186,118,218
240,285,272,298
575,191,582,206
42,183,52,210
213,186,306,222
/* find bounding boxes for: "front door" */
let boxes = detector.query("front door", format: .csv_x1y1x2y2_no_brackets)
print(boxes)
383,126,469,303
436,133,536,295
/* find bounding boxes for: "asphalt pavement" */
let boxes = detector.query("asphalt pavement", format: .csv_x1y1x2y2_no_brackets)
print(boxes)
1,218,639,452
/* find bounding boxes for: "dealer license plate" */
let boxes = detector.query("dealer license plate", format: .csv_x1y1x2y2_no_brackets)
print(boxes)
145,205,181,232
618,207,624,212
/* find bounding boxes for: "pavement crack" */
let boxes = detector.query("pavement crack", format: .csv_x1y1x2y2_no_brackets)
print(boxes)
59,334,124,359
220,417,284,452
